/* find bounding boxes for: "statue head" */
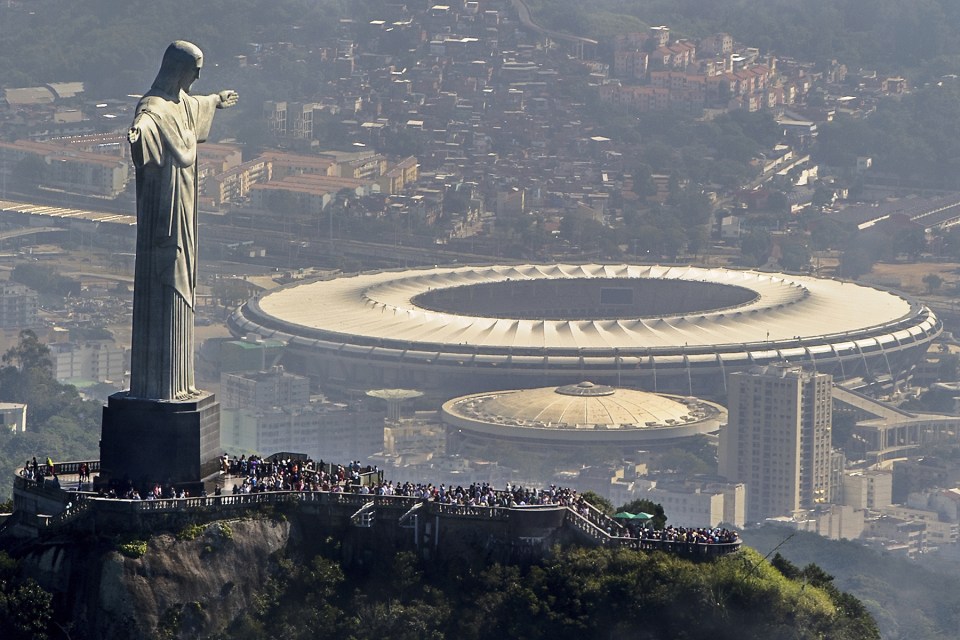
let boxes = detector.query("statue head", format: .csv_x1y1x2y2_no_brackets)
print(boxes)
151,41,204,97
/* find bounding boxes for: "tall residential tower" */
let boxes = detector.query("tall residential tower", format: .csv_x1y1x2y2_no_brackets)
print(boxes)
719,365,833,522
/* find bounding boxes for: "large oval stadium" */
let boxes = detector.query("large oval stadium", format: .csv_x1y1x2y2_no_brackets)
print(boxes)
227,264,941,396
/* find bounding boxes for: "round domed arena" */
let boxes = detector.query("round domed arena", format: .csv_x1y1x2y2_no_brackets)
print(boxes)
441,381,725,453
227,264,941,397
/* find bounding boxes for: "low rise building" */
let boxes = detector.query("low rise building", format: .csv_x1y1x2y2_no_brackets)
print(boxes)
862,514,926,558
219,336,286,373
875,504,958,549
0,139,128,197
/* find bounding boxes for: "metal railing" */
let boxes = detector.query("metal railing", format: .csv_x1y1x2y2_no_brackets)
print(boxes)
13,463,740,558
564,507,615,543
429,502,511,518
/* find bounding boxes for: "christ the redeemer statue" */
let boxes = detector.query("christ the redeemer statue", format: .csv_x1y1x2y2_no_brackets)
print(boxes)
127,41,237,400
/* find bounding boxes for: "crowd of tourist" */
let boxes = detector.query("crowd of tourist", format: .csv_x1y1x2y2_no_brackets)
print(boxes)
20,455,740,548
224,455,375,494
112,485,193,500
19,457,54,482
372,480,583,508
636,525,740,545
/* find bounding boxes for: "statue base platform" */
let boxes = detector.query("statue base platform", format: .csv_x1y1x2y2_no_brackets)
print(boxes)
99,391,221,493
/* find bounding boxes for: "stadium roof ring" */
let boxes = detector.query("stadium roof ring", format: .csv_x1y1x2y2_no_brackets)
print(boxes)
228,264,941,396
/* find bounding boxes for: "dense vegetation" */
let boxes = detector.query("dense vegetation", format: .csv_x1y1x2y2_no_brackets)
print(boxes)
0,552,53,640
0,331,101,502
741,526,960,640
0,537,879,640
817,81,960,187
10,264,80,298
217,543,876,640
0,0,342,95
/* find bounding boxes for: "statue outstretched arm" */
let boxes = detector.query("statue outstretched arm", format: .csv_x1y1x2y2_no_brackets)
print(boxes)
217,90,239,109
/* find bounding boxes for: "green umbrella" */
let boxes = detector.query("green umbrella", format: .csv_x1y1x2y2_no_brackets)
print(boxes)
613,511,637,519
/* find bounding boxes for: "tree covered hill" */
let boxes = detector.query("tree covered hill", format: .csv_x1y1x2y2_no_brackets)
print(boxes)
741,526,960,640
2,517,878,640
249,543,878,640
0,331,100,503
0,0,346,95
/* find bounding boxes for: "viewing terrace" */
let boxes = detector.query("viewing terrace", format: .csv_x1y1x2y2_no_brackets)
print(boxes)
2,459,741,562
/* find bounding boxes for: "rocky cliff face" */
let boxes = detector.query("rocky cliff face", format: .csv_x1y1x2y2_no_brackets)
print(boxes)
20,518,294,639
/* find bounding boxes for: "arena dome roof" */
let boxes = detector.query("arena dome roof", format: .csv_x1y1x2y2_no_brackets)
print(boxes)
481,381,699,427
441,381,725,446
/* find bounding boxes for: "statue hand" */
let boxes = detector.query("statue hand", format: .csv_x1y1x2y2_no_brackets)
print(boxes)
128,126,141,144
218,90,239,109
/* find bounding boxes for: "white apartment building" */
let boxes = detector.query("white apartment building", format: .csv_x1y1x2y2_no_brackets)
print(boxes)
219,367,385,461
842,469,893,510
719,365,833,522
48,341,125,384
220,367,310,411
645,480,746,528
221,403,385,462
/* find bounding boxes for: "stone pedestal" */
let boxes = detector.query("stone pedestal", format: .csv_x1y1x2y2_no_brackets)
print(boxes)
99,391,221,492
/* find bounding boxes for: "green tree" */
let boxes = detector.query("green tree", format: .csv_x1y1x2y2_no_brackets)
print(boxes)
771,552,802,580
938,352,959,381
838,230,892,279
831,411,859,451
838,247,875,279
809,217,856,251
579,490,614,515
941,227,960,258
0,552,53,640
923,272,944,292
811,185,836,210
10,264,80,297
212,278,256,310
779,236,812,271
617,498,668,529
2,330,51,373
766,191,790,215
894,227,927,261
740,230,772,267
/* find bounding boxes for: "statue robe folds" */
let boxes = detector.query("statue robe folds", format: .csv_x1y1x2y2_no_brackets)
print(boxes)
129,90,219,400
